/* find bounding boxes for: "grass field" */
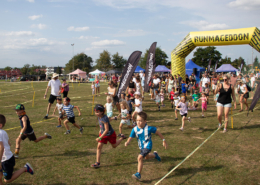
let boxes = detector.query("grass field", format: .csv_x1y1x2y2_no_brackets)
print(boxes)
0,81,260,185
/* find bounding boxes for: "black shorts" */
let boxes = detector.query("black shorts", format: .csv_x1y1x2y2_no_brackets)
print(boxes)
63,91,68,98
181,113,187,117
129,110,132,115
21,132,36,141
49,94,59,104
140,148,151,158
67,117,75,124
2,156,15,180
113,96,119,105
243,92,249,99
59,113,64,119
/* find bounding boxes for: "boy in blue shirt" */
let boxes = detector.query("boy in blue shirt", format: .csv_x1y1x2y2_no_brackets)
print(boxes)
125,111,167,180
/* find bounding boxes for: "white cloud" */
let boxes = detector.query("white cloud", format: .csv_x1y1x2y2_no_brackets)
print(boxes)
27,0,35,2
28,14,43,20
31,24,47,30
91,40,125,47
67,26,89,32
185,20,229,31
2,31,35,36
228,0,260,10
78,36,99,39
115,29,146,37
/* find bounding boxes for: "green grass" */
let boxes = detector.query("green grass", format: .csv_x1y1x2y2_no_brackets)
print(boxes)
0,81,260,185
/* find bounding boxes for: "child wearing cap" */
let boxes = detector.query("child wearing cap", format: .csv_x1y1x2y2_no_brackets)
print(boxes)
125,111,167,180
52,97,65,127
0,114,35,183
14,104,52,158
91,104,126,168
131,92,143,125
62,97,83,135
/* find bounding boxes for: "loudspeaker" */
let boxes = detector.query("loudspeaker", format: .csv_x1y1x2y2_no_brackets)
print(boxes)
193,68,197,74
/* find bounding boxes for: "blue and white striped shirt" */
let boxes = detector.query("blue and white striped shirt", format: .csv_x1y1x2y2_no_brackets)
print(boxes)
62,104,75,118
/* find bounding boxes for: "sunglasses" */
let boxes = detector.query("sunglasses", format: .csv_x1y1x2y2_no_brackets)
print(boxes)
223,79,227,81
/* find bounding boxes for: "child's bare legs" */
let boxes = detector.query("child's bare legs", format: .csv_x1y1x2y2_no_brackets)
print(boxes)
181,116,189,128
63,120,70,130
137,153,155,174
15,137,22,154
58,118,61,126
0,167,27,184
116,103,121,113
175,109,178,119
34,135,48,143
119,123,123,134
161,100,164,106
202,107,204,116
73,122,81,129
96,142,103,163
111,137,124,148
132,111,137,122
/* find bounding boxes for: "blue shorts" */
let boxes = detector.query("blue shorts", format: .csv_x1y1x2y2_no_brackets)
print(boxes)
140,148,151,158
182,89,186,93
107,112,113,117
216,102,232,108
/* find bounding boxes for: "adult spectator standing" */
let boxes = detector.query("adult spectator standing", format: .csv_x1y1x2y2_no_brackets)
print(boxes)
141,73,145,98
185,74,190,95
152,75,161,100
112,74,118,86
250,73,256,98
211,74,219,96
167,75,174,94
43,73,61,119
177,74,182,87
215,75,236,133
140,70,144,78
201,73,210,92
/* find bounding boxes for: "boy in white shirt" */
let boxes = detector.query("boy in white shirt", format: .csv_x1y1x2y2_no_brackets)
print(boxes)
131,92,143,125
52,97,65,128
0,114,34,184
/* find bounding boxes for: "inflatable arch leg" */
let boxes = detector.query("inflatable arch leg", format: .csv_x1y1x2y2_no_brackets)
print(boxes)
171,27,260,79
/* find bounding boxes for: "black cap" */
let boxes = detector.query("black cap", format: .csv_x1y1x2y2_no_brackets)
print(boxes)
63,97,70,102
94,104,105,112
15,104,25,110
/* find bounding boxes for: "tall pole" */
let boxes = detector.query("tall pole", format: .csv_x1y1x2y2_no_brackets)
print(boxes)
71,43,74,71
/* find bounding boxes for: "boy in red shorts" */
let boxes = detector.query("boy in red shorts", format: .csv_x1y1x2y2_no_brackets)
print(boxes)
91,104,126,168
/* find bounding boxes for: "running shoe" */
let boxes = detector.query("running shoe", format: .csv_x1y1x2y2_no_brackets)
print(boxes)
114,116,117,120
43,116,48,119
91,162,100,168
64,130,71,135
45,133,52,139
120,134,127,139
80,127,84,134
56,125,62,128
154,151,161,162
132,172,141,180
179,127,183,131
175,118,178,120
14,153,19,158
24,163,34,175
218,123,222,128
223,129,227,133
188,117,191,123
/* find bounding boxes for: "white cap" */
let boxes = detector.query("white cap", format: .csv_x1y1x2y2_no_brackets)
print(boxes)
52,73,59,78
134,92,141,95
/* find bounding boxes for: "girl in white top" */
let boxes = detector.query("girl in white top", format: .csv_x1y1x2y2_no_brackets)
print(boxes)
135,77,142,94
160,89,165,107
52,97,65,127
154,90,161,111
176,96,191,131
91,82,95,96
104,96,115,120
117,101,134,138
237,81,249,111
131,92,143,124
173,92,181,120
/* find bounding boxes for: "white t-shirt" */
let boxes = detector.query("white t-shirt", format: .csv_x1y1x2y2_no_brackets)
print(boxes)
238,84,247,93
48,79,62,96
105,102,113,113
0,130,13,162
56,103,64,114
202,77,210,87
178,102,189,115
173,96,181,106
155,94,160,101
121,109,129,119
133,77,137,84
251,77,255,87
136,83,141,92
153,78,161,85
135,99,142,112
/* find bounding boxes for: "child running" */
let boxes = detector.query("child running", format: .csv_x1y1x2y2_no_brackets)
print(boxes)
125,111,167,181
52,97,65,127
117,101,135,138
62,97,83,135
160,89,165,107
104,96,114,119
91,104,126,168
200,92,208,117
192,90,200,107
173,92,181,120
91,82,95,96
131,92,142,125
168,87,175,109
154,90,161,111
176,96,191,131
0,114,35,184
14,104,52,158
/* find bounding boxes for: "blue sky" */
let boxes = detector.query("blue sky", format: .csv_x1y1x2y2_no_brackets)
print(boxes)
0,0,260,68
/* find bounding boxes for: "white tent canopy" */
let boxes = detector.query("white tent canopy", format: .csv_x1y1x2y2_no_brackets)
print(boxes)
89,69,105,75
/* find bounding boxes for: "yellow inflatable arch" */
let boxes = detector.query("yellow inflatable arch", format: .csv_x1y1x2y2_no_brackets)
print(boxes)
171,27,260,78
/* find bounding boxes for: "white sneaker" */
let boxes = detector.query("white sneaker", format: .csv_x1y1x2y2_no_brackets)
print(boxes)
218,123,222,128
223,129,227,133
188,117,191,122
179,127,183,131
14,153,19,158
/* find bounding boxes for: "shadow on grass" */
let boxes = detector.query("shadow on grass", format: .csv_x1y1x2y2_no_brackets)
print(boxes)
141,165,224,184
32,150,96,158
233,124,260,130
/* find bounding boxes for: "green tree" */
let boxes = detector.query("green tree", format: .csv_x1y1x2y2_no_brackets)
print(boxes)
4,66,12,71
192,46,222,68
56,66,62,75
95,50,112,71
20,64,30,75
111,52,127,70
139,47,169,69
253,56,259,68
65,53,93,73
231,57,244,69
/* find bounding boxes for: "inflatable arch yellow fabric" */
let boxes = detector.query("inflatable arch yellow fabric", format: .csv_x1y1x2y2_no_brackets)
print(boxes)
171,27,260,78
